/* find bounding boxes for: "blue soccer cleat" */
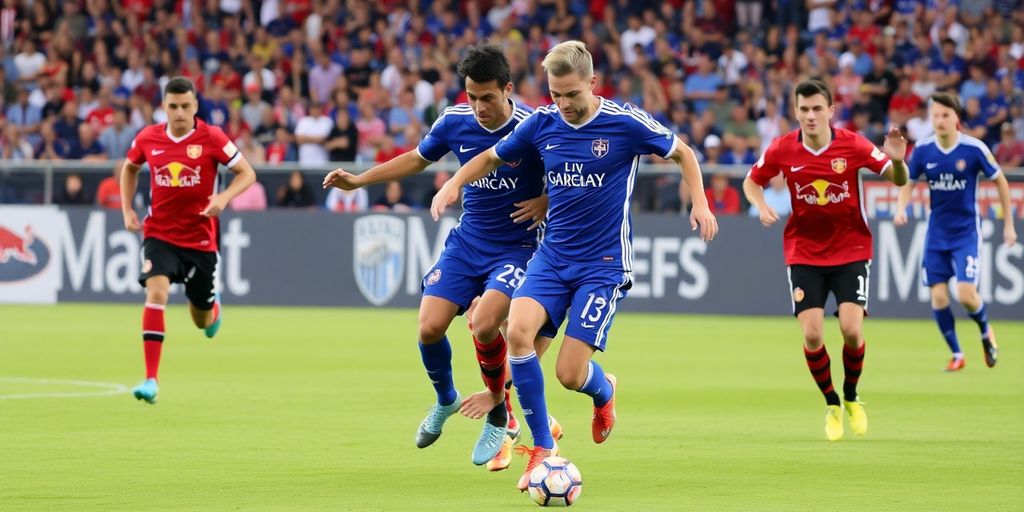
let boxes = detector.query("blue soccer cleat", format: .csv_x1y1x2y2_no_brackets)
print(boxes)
472,419,508,466
415,393,462,448
132,378,158,404
204,293,222,339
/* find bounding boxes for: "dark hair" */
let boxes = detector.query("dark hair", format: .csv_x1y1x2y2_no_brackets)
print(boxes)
929,92,963,119
794,79,833,106
457,43,511,88
164,76,197,97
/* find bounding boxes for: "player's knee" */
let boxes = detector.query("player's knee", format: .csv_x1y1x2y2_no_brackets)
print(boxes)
839,323,862,345
417,319,448,344
930,288,950,309
802,326,824,347
554,362,586,390
146,288,169,305
471,316,502,343
958,287,981,310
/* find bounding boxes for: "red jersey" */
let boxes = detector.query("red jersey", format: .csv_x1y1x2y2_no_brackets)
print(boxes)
126,119,241,252
748,127,892,266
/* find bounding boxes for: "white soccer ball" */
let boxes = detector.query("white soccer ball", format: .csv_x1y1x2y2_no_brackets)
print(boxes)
527,456,583,507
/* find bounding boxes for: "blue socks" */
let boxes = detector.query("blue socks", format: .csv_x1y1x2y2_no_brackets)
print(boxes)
967,302,990,336
419,336,457,406
932,307,962,357
577,360,613,407
510,352,553,449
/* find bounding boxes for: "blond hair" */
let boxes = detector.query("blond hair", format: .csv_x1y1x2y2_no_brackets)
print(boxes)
541,40,593,78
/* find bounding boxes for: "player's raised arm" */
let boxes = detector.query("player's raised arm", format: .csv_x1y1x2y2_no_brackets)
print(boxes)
880,127,909,186
323,150,431,191
119,158,143,231
667,137,718,241
430,146,505,220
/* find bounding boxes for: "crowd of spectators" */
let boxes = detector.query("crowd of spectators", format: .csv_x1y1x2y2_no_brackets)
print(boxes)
1,0,1022,216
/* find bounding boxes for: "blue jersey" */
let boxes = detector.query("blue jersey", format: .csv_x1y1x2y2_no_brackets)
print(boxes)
495,98,677,270
417,101,545,245
908,134,1001,250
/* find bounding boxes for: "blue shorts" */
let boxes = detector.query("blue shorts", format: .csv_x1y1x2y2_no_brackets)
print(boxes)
513,251,632,351
921,242,980,286
422,228,536,315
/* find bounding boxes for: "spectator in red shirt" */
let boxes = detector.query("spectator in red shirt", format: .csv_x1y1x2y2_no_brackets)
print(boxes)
995,123,1024,168
888,79,922,127
95,167,122,209
705,173,741,215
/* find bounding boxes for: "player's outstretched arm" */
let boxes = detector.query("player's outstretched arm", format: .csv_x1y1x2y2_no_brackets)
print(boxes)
120,160,143,232
993,173,1018,246
893,181,914,226
202,157,257,217
323,150,431,191
668,138,718,241
881,127,909,186
430,147,504,220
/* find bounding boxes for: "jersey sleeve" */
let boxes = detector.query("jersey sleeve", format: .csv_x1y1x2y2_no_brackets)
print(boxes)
624,105,677,159
126,132,146,165
494,111,539,163
208,126,243,167
976,144,1002,179
855,133,891,175
747,138,781,187
416,112,450,162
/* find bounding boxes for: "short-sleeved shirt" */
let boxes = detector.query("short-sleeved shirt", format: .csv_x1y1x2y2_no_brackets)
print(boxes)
748,127,893,266
127,119,242,252
416,101,545,245
494,98,677,270
908,134,1001,250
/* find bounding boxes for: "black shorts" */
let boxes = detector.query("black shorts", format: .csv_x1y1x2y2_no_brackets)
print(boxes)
787,260,870,316
139,237,218,311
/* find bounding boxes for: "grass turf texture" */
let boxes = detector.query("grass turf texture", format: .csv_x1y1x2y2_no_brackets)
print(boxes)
1,304,1020,511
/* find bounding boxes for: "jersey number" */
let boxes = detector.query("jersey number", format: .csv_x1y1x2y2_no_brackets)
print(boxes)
496,265,526,289
580,293,608,323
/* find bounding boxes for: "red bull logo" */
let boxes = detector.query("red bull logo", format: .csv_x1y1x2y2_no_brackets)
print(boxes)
0,224,50,282
153,162,202,188
795,179,850,206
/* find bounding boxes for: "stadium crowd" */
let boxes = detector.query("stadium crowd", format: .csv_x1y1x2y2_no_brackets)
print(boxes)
0,0,1022,214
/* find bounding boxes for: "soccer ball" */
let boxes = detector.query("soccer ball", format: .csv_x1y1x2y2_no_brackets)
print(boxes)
527,456,583,507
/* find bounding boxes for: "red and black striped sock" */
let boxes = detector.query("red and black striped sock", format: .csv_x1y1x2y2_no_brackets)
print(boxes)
474,333,507,397
142,303,165,380
842,342,865,402
804,345,840,406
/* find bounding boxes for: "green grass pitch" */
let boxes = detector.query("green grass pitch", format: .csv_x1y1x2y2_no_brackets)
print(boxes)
1,304,1021,511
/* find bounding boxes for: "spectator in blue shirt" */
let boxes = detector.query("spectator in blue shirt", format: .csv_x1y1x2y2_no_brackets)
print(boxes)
685,54,723,115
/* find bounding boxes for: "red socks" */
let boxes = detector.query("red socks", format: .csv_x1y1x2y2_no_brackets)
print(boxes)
142,303,165,380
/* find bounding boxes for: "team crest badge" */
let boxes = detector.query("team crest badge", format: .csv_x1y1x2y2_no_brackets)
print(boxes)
187,144,203,159
831,158,847,174
353,215,405,306
956,159,966,171
793,287,805,303
425,269,442,286
592,139,609,158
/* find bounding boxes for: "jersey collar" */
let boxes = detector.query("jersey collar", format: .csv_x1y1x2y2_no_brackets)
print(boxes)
560,96,603,130
476,99,518,133
935,132,961,154
797,127,835,156
165,120,198,144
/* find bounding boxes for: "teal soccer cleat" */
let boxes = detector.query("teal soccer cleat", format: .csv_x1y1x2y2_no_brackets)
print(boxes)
132,378,158,404
472,420,508,465
204,293,221,339
415,393,462,448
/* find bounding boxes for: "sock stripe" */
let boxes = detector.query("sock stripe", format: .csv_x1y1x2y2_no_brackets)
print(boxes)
479,365,504,378
144,303,166,310
509,352,537,364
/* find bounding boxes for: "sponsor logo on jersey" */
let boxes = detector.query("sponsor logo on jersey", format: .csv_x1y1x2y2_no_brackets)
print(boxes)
154,162,202,188
794,179,850,206
353,215,405,306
